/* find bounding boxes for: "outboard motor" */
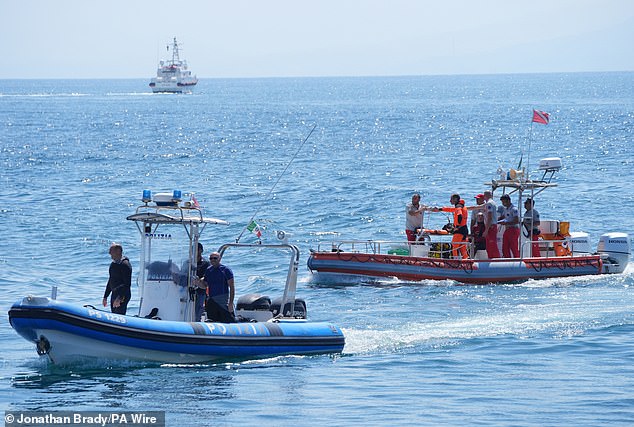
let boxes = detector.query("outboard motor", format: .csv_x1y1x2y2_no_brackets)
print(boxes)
236,293,273,322
567,232,592,255
271,297,307,319
597,232,631,274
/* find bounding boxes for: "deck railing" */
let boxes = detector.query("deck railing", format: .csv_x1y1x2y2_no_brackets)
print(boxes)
315,235,584,260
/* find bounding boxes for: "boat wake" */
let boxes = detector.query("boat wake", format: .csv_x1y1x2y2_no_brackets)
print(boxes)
0,92,90,98
106,92,156,97
341,289,634,356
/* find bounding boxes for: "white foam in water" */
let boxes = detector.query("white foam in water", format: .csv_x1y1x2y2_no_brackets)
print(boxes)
3,75,633,425
342,282,634,355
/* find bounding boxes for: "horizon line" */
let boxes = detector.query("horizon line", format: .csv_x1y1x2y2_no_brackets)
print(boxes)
1,69,633,81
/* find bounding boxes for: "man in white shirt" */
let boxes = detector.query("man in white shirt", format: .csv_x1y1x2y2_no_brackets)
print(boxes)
483,190,501,258
523,198,541,257
405,193,425,242
497,194,520,258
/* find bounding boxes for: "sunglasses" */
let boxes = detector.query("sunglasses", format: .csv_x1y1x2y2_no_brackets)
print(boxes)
209,256,220,260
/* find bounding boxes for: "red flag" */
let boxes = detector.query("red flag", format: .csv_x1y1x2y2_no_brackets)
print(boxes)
532,109,549,125
191,194,200,209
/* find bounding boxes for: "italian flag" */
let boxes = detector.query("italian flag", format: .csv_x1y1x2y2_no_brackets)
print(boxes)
247,220,262,238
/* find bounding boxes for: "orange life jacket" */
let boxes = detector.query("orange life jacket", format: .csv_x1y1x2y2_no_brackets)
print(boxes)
441,206,468,227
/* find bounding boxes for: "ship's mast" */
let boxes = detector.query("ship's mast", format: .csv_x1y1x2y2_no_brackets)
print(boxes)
170,37,181,65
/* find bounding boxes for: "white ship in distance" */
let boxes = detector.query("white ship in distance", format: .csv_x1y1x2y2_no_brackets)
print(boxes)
149,37,198,93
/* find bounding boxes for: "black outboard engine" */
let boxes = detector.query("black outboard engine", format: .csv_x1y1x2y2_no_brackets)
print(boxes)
236,293,271,310
270,297,307,319
235,294,272,322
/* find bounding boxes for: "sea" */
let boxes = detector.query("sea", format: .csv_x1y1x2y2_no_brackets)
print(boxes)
1,73,634,426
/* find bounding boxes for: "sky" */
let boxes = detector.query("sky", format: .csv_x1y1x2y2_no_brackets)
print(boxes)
2,0,633,79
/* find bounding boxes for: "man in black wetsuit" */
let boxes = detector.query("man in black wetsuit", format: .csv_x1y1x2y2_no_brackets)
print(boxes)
102,243,132,315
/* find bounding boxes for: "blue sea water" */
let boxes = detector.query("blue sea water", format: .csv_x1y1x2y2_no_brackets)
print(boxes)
1,73,634,426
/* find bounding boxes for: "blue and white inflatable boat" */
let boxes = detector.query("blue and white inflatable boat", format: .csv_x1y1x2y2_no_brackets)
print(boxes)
8,190,345,364
9,297,344,364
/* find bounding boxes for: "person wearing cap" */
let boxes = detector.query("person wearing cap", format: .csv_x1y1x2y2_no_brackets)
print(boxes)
432,193,469,259
469,212,487,257
497,194,520,258
193,242,211,320
469,194,486,231
482,190,501,258
523,198,541,257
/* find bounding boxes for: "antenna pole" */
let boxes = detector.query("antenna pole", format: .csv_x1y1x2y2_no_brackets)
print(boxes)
526,120,534,181
235,124,317,243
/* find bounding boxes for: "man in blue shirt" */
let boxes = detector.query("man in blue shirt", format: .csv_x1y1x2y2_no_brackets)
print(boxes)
202,251,235,323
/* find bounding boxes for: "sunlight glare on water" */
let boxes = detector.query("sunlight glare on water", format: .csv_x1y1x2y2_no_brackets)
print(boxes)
1,74,634,425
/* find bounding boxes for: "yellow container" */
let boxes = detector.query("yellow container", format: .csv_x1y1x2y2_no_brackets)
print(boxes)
559,221,570,236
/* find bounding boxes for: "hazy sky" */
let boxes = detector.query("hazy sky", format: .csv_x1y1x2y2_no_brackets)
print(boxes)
2,0,633,79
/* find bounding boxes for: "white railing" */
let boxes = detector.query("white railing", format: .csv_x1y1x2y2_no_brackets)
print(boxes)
315,236,584,260
315,237,463,259
520,238,579,258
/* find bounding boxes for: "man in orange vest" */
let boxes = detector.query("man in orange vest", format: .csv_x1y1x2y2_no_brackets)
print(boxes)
433,194,469,259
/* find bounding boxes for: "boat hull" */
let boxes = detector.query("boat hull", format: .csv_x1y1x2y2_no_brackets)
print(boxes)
9,297,344,364
149,82,197,93
307,252,603,284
